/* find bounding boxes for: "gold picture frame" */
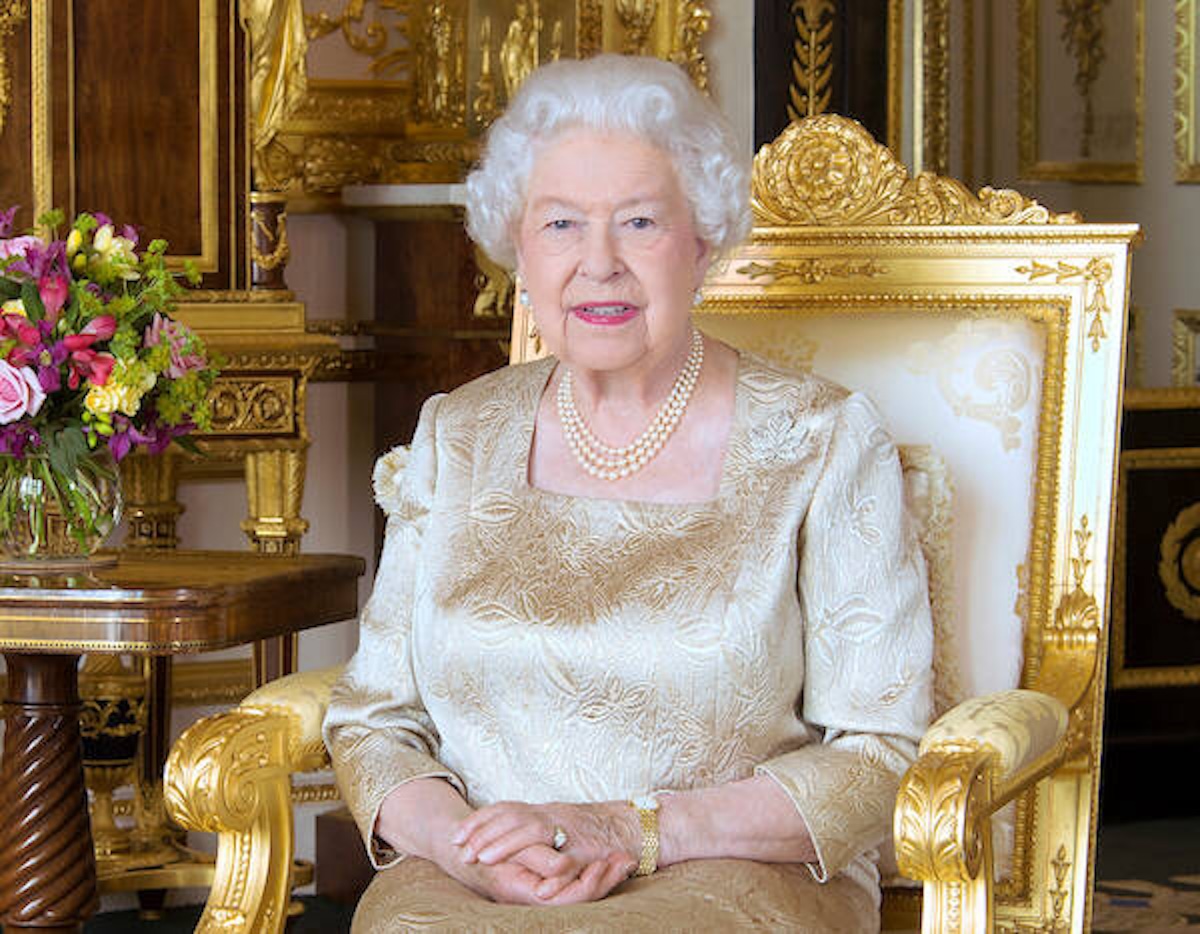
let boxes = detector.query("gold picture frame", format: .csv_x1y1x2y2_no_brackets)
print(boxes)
1176,0,1200,181
1111,397,1200,690
1018,0,1144,183
1172,308,1200,386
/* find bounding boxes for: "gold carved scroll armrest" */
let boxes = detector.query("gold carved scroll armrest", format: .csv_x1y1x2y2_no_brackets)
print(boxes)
893,689,1069,934
164,665,343,934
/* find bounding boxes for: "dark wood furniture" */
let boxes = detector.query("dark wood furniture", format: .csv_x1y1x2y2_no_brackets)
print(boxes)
0,550,363,932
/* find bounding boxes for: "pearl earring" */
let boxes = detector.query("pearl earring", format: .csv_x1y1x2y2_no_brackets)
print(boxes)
519,289,531,307
693,288,704,308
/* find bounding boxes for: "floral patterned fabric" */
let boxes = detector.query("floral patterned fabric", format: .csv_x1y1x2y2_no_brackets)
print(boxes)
323,353,934,927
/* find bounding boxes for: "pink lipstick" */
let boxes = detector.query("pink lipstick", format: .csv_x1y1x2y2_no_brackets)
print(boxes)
571,302,640,326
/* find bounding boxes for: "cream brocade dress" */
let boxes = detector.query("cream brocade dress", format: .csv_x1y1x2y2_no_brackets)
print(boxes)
324,354,934,933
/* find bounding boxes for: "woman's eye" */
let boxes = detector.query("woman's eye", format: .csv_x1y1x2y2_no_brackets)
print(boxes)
628,217,654,230
547,219,574,231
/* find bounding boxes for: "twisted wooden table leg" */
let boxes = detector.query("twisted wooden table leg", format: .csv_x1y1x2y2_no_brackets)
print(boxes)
0,654,99,933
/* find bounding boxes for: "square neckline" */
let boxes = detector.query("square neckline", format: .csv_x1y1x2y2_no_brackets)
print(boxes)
517,350,747,510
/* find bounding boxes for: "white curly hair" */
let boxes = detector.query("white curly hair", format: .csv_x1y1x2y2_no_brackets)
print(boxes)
465,54,750,269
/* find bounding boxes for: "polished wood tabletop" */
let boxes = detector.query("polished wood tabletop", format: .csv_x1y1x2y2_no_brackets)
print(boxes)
0,550,366,654
0,550,365,932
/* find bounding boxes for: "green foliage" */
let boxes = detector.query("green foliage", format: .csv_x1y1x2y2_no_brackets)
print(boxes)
45,424,89,479
19,281,45,323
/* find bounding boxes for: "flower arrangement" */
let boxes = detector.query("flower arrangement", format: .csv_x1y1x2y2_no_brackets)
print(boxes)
0,206,219,557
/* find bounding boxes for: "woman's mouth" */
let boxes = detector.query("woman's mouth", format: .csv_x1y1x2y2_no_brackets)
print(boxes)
570,303,640,326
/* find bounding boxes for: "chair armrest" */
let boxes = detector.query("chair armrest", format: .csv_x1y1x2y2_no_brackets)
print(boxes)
163,665,343,934
893,689,1069,934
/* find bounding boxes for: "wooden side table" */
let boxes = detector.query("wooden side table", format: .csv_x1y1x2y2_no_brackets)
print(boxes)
0,550,363,933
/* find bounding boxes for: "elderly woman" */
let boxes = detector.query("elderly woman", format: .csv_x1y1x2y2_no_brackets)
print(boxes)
324,54,933,932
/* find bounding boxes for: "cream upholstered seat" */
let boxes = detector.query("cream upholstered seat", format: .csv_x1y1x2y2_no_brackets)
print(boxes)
164,115,1137,934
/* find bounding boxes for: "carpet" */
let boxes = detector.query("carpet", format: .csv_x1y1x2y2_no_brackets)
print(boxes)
1093,875,1200,931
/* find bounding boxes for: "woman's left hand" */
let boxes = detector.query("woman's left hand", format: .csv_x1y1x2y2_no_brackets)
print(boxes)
451,800,640,872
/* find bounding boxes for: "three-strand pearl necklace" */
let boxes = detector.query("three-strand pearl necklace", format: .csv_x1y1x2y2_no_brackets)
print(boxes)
556,329,704,481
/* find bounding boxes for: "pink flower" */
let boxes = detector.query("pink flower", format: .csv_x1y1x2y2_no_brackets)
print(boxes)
0,235,41,261
62,315,117,352
145,312,204,378
0,359,46,424
37,274,69,323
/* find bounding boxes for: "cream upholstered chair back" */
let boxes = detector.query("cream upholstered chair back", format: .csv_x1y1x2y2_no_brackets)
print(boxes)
513,114,1137,933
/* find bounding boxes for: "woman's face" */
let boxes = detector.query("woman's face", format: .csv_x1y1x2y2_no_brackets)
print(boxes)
515,128,710,378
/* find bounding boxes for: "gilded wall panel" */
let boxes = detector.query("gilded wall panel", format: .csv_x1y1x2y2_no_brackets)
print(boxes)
1172,309,1200,387
1175,0,1200,181
264,1,710,208
1018,0,1144,183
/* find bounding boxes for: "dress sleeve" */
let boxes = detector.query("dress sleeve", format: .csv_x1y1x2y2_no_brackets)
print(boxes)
322,394,466,869
755,392,935,882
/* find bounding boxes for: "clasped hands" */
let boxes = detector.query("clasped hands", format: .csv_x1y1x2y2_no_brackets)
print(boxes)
445,800,641,906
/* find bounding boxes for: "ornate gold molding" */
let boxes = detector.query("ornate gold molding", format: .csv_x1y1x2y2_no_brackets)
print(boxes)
788,0,835,121
1175,0,1200,180
1019,0,1145,183
751,115,1078,227
617,0,658,55
923,0,950,175
1112,446,1200,689
1014,258,1112,351
1050,516,1100,646
1057,0,1107,159
291,782,339,805
208,376,297,436
0,0,27,137
733,257,886,285
1172,309,1200,386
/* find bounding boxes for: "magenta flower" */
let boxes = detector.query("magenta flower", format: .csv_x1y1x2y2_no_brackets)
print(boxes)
37,274,69,323
0,207,16,238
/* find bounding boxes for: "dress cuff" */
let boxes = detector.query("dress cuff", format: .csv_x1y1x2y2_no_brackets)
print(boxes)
755,742,902,882
331,731,467,870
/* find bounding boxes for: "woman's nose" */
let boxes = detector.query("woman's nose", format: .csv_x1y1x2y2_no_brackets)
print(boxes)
579,225,623,280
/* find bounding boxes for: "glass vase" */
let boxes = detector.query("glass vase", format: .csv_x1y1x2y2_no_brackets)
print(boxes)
0,448,122,568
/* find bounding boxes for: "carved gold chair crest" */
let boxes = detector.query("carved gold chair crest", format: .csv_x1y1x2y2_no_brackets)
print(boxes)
166,115,1137,933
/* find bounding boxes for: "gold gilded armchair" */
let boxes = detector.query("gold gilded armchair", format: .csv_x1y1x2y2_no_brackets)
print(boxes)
164,115,1137,933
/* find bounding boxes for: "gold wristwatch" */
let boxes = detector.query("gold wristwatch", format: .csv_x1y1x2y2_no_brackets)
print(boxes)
630,793,661,876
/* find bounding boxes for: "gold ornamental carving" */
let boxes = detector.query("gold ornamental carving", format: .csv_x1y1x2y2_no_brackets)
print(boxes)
209,376,297,436
473,245,515,317
251,206,291,272
165,708,294,933
751,115,1079,228
671,0,711,92
734,257,886,285
501,1,542,100
617,0,657,55
894,747,994,883
0,0,27,137
788,0,835,121
415,2,465,126
304,0,403,71
1057,0,1107,159
1015,258,1113,352
241,0,308,189
264,1,712,201
1158,501,1200,620
1050,516,1100,645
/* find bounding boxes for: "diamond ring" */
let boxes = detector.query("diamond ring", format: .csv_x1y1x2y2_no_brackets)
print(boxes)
552,826,568,850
